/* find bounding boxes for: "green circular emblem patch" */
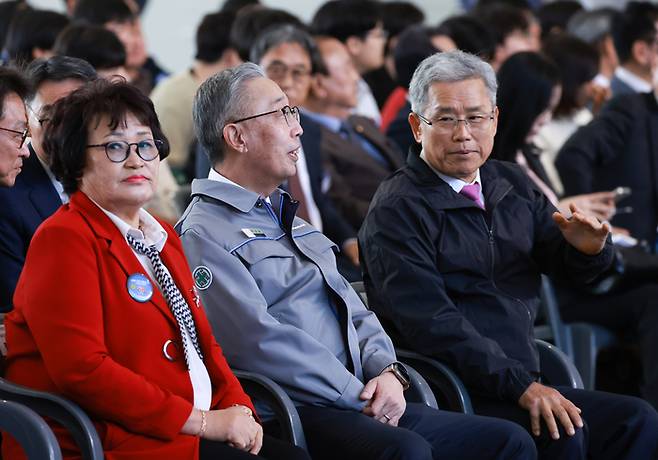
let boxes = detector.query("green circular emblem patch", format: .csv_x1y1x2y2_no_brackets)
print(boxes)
193,266,213,290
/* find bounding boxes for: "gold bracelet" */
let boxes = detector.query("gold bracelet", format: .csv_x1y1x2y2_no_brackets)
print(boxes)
196,410,207,437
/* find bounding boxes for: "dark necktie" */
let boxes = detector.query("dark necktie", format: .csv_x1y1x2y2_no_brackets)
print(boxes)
286,172,311,222
126,234,203,368
460,182,485,210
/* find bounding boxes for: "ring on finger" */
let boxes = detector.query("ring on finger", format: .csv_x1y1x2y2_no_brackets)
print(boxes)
383,414,391,422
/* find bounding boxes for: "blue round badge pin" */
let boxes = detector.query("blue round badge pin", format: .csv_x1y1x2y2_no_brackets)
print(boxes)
127,273,153,302
193,266,213,290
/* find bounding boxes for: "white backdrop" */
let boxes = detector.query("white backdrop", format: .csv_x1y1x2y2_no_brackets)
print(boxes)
26,0,461,74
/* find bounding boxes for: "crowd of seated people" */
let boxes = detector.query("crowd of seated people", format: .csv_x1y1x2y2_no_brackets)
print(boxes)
2,0,658,458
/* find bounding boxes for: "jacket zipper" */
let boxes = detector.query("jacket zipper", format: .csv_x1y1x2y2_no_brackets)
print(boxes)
263,199,280,226
480,189,534,334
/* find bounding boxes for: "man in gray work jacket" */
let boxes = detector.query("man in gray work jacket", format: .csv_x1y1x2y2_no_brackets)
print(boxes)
176,61,535,460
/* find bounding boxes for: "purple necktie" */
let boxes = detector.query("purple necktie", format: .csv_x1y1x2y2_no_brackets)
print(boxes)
460,182,485,210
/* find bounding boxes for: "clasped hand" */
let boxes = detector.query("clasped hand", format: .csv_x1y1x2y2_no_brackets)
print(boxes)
184,405,262,454
360,371,406,426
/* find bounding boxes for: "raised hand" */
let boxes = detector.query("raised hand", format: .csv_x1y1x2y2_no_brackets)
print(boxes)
552,203,610,255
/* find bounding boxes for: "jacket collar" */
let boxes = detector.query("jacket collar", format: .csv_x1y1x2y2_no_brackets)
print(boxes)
69,191,181,329
404,145,513,210
20,144,62,219
191,177,262,213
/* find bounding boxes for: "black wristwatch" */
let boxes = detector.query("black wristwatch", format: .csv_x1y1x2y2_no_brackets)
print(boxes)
382,363,411,391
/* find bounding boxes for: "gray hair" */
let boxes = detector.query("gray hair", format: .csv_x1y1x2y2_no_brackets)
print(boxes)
250,24,327,75
193,62,266,165
567,9,615,45
408,50,497,115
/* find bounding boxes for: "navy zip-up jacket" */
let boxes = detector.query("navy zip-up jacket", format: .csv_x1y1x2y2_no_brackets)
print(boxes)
359,151,614,402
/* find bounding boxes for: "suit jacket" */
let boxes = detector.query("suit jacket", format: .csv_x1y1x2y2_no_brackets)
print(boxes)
321,115,405,230
556,92,658,245
0,146,62,312
3,191,254,460
610,74,635,98
299,113,355,246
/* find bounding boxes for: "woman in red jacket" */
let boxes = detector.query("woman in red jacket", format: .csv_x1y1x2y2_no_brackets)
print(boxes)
3,79,308,460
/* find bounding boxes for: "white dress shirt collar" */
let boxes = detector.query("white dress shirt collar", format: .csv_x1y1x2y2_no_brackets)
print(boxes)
419,148,483,193
615,66,652,93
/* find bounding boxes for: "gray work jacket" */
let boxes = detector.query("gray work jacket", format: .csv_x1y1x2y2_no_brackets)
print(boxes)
176,178,397,410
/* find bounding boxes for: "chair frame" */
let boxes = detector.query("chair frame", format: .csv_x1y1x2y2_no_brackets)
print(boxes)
0,377,104,460
0,399,62,460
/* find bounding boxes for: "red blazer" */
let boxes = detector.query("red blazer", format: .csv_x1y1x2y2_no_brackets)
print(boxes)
3,191,255,460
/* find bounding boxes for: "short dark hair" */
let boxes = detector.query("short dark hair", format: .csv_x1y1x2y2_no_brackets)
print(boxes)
72,0,135,25
472,3,529,46
230,7,303,61
0,66,30,119
195,11,236,63
25,56,97,103
4,9,69,66
475,0,532,10
612,1,658,64
492,51,560,162
542,33,599,117
46,79,169,194
436,15,496,61
220,0,260,14
381,2,424,37
53,25,126,71
0,1,29,55
250,24,327,75
311,0,382,42
536,1,583,40
393,25,438,89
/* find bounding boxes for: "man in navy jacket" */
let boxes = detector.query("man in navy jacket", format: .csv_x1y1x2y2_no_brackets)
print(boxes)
359,50,658,459
0,56,96,312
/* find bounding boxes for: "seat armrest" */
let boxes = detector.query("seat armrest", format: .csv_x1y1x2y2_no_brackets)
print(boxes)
0,399,62,460
0,378,103,459
400,363,438,409
395,349,473,414
535,339,584,389
233,369,307,450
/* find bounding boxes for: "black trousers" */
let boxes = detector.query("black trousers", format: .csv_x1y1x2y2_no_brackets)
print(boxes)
560,282,658,408
199,434,309,460
291,402,536,460
472,386,658,460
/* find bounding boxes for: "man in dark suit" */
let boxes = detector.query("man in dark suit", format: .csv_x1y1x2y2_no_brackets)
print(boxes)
609,2,658,96
0,68,29,189
555,90,658,408
0,56,96,312
556,90,658,247
302,36,404,231
250,25,359,276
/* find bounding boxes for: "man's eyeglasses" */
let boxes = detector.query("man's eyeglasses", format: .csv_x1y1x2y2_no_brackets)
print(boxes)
415,111,495,133
266,63,312,82
86,139,164,163
231,105,300,126
27,104,51,125
0,126,29,149
363,27,389,41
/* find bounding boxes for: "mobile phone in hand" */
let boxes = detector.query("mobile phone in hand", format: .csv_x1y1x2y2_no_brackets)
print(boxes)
614,186,631,202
